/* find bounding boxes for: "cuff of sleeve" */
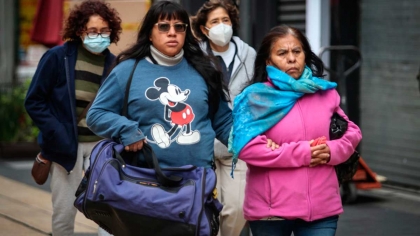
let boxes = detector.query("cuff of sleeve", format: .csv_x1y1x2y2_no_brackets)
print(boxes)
325,140,340,165
120,129,145,146
303,141,312,166
40,150,51,162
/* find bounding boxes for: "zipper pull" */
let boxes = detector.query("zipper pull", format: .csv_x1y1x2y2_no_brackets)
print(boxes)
93,180,98,194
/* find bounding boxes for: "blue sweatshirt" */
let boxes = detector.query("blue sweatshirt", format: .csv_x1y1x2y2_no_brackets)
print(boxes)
87,58,232,168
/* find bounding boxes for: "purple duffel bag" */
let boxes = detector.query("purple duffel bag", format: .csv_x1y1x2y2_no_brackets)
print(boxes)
74,139,222,236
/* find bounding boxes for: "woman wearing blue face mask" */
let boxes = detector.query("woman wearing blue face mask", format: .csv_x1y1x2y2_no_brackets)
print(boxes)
24,1,121,235
192,1,257,235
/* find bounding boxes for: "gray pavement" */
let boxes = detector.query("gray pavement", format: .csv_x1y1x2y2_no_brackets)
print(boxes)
337,187,420,235
1,158,420,236
0,159,97,236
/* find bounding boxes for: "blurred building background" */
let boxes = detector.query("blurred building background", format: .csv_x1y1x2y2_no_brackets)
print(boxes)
0,0,419,188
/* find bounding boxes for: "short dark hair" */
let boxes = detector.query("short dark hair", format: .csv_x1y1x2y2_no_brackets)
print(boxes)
191,0,239,41
251,25,325,84
62,0,122,43
115,1,227,119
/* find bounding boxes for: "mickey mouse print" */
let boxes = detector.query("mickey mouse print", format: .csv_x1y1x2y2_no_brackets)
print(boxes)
145,77,201,148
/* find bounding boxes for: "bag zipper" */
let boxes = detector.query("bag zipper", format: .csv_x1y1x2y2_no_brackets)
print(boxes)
196,168,208,236
109,159,194,191
83,141,114,219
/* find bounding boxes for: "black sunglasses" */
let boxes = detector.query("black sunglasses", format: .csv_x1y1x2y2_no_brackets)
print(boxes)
155,22,188,33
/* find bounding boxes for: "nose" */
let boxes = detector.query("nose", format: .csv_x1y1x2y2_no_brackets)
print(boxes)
287,52,296,63
167,25,176,36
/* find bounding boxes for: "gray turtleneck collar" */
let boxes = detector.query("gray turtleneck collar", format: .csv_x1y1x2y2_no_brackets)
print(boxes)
146,45,184,66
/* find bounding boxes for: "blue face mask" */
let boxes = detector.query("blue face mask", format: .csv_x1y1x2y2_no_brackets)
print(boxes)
83,36,110,54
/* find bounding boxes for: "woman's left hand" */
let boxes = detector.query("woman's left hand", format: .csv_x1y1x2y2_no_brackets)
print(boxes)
125,139,146,152
310,144,331,167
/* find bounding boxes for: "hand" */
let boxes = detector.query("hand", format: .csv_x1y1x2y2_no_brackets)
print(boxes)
266,139,280,150
125,139,146,152
310,136,327,147
310,144,331,167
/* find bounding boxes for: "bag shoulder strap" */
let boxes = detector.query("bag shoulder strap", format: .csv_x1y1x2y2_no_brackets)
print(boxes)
117,59,182,187
122,59,141,117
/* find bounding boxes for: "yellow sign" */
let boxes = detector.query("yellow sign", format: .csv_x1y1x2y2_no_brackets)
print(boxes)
19,0,38,49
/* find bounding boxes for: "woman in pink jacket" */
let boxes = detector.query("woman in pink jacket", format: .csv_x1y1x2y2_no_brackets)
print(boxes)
228,25,362,235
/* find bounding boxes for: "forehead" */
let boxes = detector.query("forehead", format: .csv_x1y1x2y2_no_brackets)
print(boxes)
158,13,183,22
85,15,109,29
272,34,302,50
207,7,229,20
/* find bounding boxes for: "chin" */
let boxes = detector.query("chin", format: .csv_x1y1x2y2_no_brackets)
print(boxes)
288,73,300,79
164,49,181,57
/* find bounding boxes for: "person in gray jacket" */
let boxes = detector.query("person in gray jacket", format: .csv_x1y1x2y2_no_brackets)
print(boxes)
192,1,256,235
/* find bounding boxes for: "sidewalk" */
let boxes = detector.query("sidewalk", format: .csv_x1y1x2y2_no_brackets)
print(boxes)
0,175,97,236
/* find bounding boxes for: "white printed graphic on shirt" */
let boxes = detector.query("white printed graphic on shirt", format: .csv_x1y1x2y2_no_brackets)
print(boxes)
145,77,200,148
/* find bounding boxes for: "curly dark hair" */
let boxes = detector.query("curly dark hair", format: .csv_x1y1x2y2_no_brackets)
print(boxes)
191,0,239,41
62,0,122,43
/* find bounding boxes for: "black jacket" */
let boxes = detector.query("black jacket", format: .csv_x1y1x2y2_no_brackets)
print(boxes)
25,41,115,172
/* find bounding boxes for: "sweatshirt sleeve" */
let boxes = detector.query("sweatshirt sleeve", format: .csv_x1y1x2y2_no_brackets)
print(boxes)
212,97,233,147
325,92,362,165
86,66,145,146
239,135,311,168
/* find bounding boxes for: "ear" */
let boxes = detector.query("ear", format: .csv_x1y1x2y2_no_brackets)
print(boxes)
78,32,85,42
200,25,208,37
266,59,272,66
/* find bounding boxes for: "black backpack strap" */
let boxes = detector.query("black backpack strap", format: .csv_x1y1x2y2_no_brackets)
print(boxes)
122,59,140,117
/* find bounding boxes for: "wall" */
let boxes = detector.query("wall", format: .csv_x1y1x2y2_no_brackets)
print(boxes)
0,0,17,85
360,0,420,187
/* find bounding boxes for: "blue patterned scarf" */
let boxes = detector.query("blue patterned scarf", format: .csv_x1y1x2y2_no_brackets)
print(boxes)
228,65,337,176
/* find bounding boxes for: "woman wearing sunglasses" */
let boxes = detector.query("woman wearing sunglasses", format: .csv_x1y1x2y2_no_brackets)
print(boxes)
87,0,232,188
191,1,256,235
86,2,280,235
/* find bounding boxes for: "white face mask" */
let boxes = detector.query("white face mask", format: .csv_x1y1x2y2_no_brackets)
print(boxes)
205,23,233,47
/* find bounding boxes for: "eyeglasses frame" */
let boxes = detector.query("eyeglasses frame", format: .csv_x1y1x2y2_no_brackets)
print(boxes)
84,30,112,39
154,22,188,33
